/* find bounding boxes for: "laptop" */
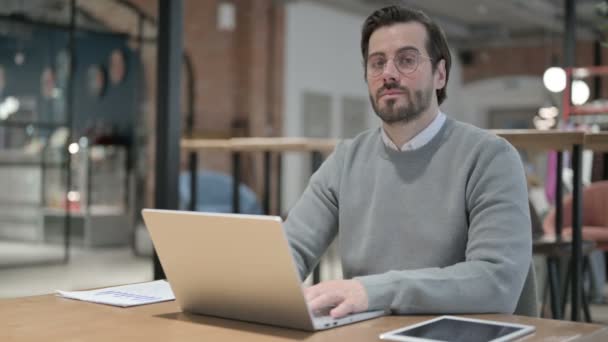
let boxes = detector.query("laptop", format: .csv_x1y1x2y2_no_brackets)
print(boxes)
141,209,386,331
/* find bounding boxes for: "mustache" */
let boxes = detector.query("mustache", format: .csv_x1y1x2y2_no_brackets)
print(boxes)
377,83,409,98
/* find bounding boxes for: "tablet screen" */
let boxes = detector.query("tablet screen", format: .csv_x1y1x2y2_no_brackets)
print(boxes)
387,317,530,342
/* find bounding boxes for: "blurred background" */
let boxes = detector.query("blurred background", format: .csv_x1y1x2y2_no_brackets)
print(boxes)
0,0,607,323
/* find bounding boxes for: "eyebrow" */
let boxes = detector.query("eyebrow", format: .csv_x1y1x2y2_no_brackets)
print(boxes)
368,46,421,59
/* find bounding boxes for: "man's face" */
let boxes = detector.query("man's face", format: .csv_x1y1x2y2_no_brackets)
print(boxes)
366,22,445,125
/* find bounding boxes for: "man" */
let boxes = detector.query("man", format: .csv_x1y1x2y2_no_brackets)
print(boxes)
284,6,536,319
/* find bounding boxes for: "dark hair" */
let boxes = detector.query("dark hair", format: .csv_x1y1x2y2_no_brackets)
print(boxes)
361,6,451,105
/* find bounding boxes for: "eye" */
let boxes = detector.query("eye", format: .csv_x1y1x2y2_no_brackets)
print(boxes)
368,57,386,70
396,53,417,68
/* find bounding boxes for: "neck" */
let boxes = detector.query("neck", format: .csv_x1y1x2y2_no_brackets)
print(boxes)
383,107,439,148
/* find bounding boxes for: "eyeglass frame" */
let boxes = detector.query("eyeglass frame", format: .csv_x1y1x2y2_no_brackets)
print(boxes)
366,47,433,78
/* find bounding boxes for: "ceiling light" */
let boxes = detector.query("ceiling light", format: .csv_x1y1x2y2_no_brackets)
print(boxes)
67,191,80,202
571,80,590,105
68,142,80,154
543,67,566,93
0,96,20,120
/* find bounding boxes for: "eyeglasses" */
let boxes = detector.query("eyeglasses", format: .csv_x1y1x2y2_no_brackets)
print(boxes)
366,49,432,77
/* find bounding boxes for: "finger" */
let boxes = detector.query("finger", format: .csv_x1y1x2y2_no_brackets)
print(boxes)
330,301,356,319
308,293,343,313
303,285,322,302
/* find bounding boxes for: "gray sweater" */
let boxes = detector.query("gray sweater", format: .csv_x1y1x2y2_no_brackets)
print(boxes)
284,118,532,314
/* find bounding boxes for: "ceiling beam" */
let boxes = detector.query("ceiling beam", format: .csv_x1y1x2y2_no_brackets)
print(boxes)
482,0,595,39
305,0,473,39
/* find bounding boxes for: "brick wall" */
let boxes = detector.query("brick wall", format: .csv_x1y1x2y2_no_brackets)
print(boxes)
106,0,284,209
462,40,607,88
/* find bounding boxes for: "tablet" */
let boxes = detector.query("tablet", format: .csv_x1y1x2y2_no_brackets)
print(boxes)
379,316,535,342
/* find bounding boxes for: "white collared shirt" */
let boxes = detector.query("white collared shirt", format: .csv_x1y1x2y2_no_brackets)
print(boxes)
381,111,446,151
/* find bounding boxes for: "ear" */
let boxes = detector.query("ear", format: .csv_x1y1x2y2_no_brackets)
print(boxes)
434,59,446,90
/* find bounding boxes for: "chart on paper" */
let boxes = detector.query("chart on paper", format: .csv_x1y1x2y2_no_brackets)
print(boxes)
56,280,175,307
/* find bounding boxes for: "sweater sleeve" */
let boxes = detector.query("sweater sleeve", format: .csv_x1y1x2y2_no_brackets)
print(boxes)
355,138,532,314
283,143,345,281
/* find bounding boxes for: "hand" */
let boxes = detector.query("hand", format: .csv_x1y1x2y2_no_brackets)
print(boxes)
304,279,369,319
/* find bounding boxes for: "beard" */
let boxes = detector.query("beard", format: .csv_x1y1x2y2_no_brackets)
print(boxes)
370,84,433,125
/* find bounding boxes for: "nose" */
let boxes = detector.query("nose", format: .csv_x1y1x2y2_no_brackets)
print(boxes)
381,59,400,83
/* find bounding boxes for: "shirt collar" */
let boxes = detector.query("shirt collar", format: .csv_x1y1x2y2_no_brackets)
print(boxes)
381,111,446,151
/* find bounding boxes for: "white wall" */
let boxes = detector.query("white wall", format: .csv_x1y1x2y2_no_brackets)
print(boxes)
282,1,374,211
452,76,548,128
438,52,548,129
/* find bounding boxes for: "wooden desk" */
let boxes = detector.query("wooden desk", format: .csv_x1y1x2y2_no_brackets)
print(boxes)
180,137,339,153
490,130,585,151
1,295,606,341
584,132,608,152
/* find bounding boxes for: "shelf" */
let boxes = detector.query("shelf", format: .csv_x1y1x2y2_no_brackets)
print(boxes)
571,66,608,78
584,133,608,152
44,205,125,217
0,161,66,167
181,137,339,152
569,105,608,116
181,133,598,153
0,121,65,129
0,150,66,167
490,130,585,150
